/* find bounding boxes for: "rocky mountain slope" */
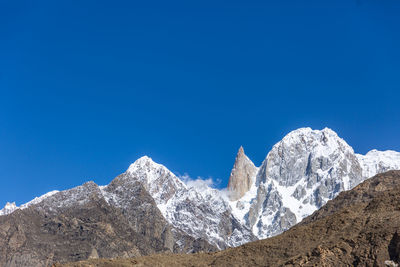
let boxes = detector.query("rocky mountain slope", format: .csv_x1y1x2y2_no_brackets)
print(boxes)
56,170,400,267
228,127,400,239
1,127,399,266
107,157,256,249
0,180,215,267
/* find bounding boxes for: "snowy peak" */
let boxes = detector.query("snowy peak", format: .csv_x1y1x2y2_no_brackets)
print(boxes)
227,146,258,201
124,155,255,249
126,155,171,181
261,127,358,188
246,128,368,238
126,155,183,188
240,127,400,239
125,156,186,205
127,156,163,173
278,127,345,149
1,127,399,253
0,202,17,216
357,149,400,178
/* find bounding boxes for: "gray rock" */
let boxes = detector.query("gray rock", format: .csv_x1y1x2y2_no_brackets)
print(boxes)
238,128,400,240
0,180,216,267
2,127,400,266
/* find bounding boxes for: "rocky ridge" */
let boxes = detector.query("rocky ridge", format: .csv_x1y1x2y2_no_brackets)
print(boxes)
1,127,400,266
107,157,256,249
228,127,400,239
0,179,216,267
56,170,400,267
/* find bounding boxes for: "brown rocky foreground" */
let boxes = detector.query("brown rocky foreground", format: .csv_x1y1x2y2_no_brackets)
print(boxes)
55,170,400,267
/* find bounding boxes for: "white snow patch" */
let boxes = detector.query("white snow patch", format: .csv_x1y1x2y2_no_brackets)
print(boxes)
0,190,59,216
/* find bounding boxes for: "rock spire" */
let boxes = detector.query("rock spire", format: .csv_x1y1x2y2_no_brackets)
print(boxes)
227,146,257,201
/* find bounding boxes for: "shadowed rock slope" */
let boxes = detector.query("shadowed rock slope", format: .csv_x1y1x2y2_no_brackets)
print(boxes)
56,170,400,267
0,181,215,267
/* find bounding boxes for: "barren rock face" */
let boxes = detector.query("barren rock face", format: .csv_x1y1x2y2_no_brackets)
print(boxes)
2,127,400,267
246,128,365,238
0,180,216,267
227,146,258,201
123,156,256,249
57,171,400,267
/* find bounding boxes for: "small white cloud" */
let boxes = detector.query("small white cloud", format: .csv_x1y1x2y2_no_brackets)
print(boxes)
179,173,219,191
178,173,231,201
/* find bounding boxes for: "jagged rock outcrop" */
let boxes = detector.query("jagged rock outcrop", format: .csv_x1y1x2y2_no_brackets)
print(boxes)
122,156,256,249
227,146,258,201
227,128,400,240
246,128,365,238
0,180,215,267
1,127,400,267
57,171,400,267
0,191,59,216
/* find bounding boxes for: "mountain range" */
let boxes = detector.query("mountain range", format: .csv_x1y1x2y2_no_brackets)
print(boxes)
1,127,399,266
58,170,400,267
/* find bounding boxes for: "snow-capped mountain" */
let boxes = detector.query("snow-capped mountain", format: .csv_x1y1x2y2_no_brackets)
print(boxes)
112,156,256,249
1,127,399,251
228,127,400,239
0,157,255,253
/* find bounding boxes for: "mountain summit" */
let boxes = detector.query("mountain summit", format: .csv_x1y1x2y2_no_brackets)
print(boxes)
228,128,400,239
227,146,258,201
62,170,400,267
239,127,365,238
121,156,256,249
1,127,399,266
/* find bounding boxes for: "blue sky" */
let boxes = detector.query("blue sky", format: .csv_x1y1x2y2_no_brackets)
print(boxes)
0,0,399,207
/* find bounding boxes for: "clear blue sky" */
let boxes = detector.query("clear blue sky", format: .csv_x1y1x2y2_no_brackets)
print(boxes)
1,0,399,207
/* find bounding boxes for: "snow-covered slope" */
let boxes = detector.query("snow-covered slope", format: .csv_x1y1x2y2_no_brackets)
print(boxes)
357,149,400,178
228,128,400,239
0,202,18,216
1,127,399,249
0,190,58,216
119,156,256,249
